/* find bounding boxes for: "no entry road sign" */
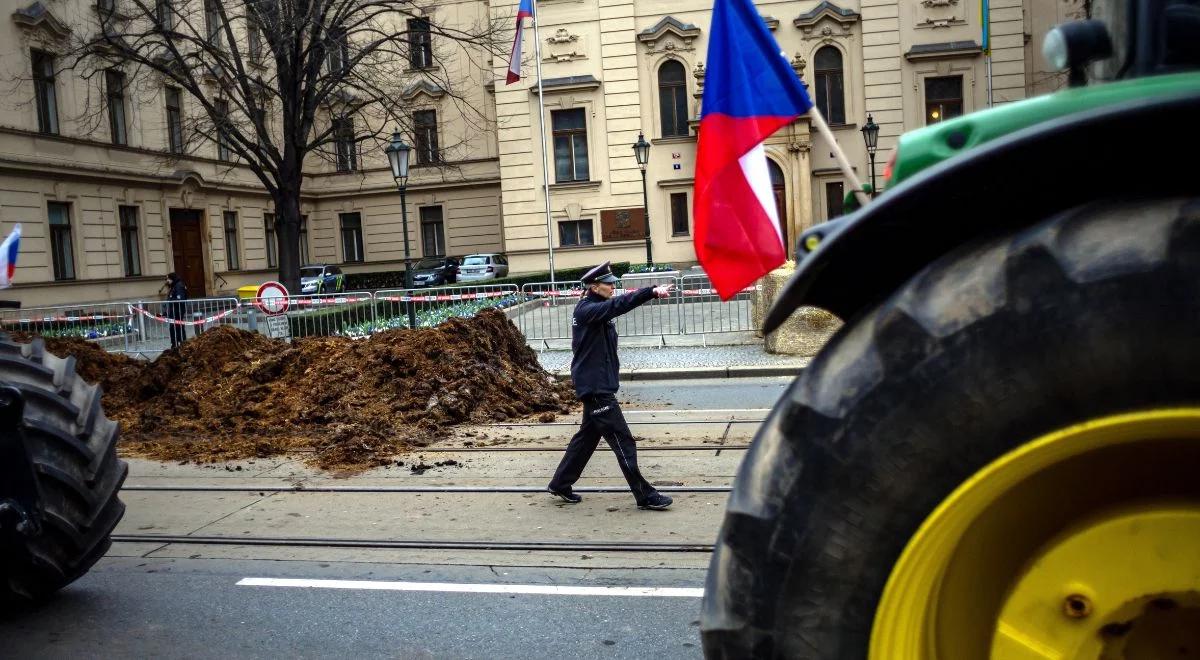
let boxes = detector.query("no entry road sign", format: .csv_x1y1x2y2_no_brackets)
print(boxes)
256,281,290,316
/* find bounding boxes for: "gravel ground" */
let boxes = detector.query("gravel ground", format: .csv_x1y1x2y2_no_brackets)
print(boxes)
535,344,812,372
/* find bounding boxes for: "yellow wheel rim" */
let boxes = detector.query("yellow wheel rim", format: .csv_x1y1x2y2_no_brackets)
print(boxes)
870,409,1200,660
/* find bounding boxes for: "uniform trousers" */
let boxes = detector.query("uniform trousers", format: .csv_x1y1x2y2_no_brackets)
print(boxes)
549,393,655,502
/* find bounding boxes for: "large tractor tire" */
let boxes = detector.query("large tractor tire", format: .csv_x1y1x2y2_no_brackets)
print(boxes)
702,198,1200,659
0,338,127,603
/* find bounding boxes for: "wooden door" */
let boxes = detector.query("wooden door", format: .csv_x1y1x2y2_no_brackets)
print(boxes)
768,159,789,256
169,209,207,298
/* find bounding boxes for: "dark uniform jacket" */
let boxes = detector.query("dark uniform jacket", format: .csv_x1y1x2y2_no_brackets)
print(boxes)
570,287,656,398
167,280,188,318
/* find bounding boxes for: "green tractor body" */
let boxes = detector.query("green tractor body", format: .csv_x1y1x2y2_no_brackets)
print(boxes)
703,1,1200,658
888,70,1200,188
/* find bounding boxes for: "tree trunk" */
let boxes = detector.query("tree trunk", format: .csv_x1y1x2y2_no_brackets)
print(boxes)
274,188,303,295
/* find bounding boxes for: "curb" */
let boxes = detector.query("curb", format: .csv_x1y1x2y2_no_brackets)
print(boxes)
550,364,805,381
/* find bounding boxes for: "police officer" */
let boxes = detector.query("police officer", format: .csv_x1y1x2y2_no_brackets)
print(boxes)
165,272,188,349
548,262,675,510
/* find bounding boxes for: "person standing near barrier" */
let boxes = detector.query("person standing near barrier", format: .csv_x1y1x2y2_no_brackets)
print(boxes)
548,261,676,510
166,272,188,349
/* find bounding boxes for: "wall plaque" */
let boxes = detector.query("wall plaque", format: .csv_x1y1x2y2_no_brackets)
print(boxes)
600,208,647,242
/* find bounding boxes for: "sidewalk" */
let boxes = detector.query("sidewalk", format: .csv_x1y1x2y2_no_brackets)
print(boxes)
536,344,810,380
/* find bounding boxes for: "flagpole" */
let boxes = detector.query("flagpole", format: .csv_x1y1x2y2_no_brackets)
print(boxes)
807,108,871,206
529,0,556,287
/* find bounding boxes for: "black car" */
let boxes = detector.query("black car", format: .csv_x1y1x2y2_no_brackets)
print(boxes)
411,256,460,287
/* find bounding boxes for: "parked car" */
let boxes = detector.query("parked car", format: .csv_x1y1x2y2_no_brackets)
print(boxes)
457,253,510,282
299,264,345,294
411,256,460,287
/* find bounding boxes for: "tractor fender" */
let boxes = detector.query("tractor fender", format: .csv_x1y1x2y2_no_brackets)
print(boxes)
765,90,1200,333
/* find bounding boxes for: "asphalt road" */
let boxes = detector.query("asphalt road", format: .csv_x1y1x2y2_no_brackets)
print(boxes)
0,377,785,659
2,559,707,659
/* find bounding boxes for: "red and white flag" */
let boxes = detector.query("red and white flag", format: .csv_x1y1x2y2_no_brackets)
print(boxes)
506,0,534,84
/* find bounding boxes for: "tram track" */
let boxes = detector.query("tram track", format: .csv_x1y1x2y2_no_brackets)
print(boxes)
111,534,715,553
122,484,733,493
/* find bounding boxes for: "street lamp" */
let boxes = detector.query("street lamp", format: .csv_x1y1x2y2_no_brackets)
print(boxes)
861,114,880,197
384,130,417,329
632,131,653,267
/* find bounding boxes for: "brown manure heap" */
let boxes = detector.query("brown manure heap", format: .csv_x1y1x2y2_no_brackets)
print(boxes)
32,309,575,471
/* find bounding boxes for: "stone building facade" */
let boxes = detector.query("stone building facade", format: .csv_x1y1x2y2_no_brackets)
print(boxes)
1,0,1081,306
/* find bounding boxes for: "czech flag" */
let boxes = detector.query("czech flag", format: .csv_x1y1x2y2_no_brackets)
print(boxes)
694,0,814,299
0,223,20,289
506,0,534,84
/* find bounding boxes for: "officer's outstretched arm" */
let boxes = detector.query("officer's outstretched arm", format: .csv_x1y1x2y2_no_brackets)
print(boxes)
575,288,656,324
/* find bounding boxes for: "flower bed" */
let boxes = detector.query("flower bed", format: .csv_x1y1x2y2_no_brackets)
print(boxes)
339,294,522,337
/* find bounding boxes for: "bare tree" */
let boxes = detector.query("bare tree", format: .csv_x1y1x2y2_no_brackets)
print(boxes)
60,0,503,292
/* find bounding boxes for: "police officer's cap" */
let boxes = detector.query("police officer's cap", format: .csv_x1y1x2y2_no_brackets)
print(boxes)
581,261,620,285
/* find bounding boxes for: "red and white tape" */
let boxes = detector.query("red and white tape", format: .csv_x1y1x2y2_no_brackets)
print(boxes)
1,313,128,326
291,296,372,306
526,286,756,298
377,290,515,303
128,305,240,327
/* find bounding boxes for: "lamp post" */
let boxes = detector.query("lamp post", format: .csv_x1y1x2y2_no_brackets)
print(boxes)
861,114,880,197
632,131,653,267
384,130,417,329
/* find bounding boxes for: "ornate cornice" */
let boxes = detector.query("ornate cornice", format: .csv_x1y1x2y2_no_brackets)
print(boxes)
12,2,71,40
794,1,860,40
637,16,701,54
401,80,446,102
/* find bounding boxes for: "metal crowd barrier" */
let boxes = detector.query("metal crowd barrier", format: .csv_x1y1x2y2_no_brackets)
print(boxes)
375,284,520,331
516,274,761,342
269,292,376,339
124,297,241,354
677,274,757,335
0,301,134,351
3,277,762,355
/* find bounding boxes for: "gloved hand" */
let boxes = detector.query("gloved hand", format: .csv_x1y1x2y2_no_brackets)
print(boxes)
653,284,675,299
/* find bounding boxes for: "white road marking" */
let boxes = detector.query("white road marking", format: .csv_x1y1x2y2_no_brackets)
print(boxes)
237,577,704,598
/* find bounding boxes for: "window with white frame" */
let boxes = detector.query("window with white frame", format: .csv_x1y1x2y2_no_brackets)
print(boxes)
552,109,589,183
48,202,74,280
814,46,846,125
334,116,357,172
204,0,222,46
32,50,58,135
408,18,433,69
223,211,240,270
120,205,142,276
264,213,278,268
165,86,184,153
340,212,363,263
106,69,128,145
670,192,690,236
420,206,445,256
413,110,439,165
215,99,232,161
559,219,593,247
299,215,310,264
924,76,963,124
658,60,689,138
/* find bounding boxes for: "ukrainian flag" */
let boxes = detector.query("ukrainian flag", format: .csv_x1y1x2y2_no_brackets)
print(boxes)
981,0,990,53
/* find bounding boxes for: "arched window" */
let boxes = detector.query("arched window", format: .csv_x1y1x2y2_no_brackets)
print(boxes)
658,60,689,138
814,46,845,125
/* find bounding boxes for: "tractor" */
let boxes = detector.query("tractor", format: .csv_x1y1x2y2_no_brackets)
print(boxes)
701,0,1200,657
0,299,127,605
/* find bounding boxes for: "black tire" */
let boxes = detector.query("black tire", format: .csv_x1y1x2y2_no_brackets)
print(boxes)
0,337,127,603
701,198,1200,658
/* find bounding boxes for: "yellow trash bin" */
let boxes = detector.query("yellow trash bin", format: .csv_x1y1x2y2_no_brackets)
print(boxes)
237,285,260,301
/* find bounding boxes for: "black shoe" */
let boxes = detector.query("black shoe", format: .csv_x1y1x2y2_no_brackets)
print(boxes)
548,486,582,504
637,493,673,510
